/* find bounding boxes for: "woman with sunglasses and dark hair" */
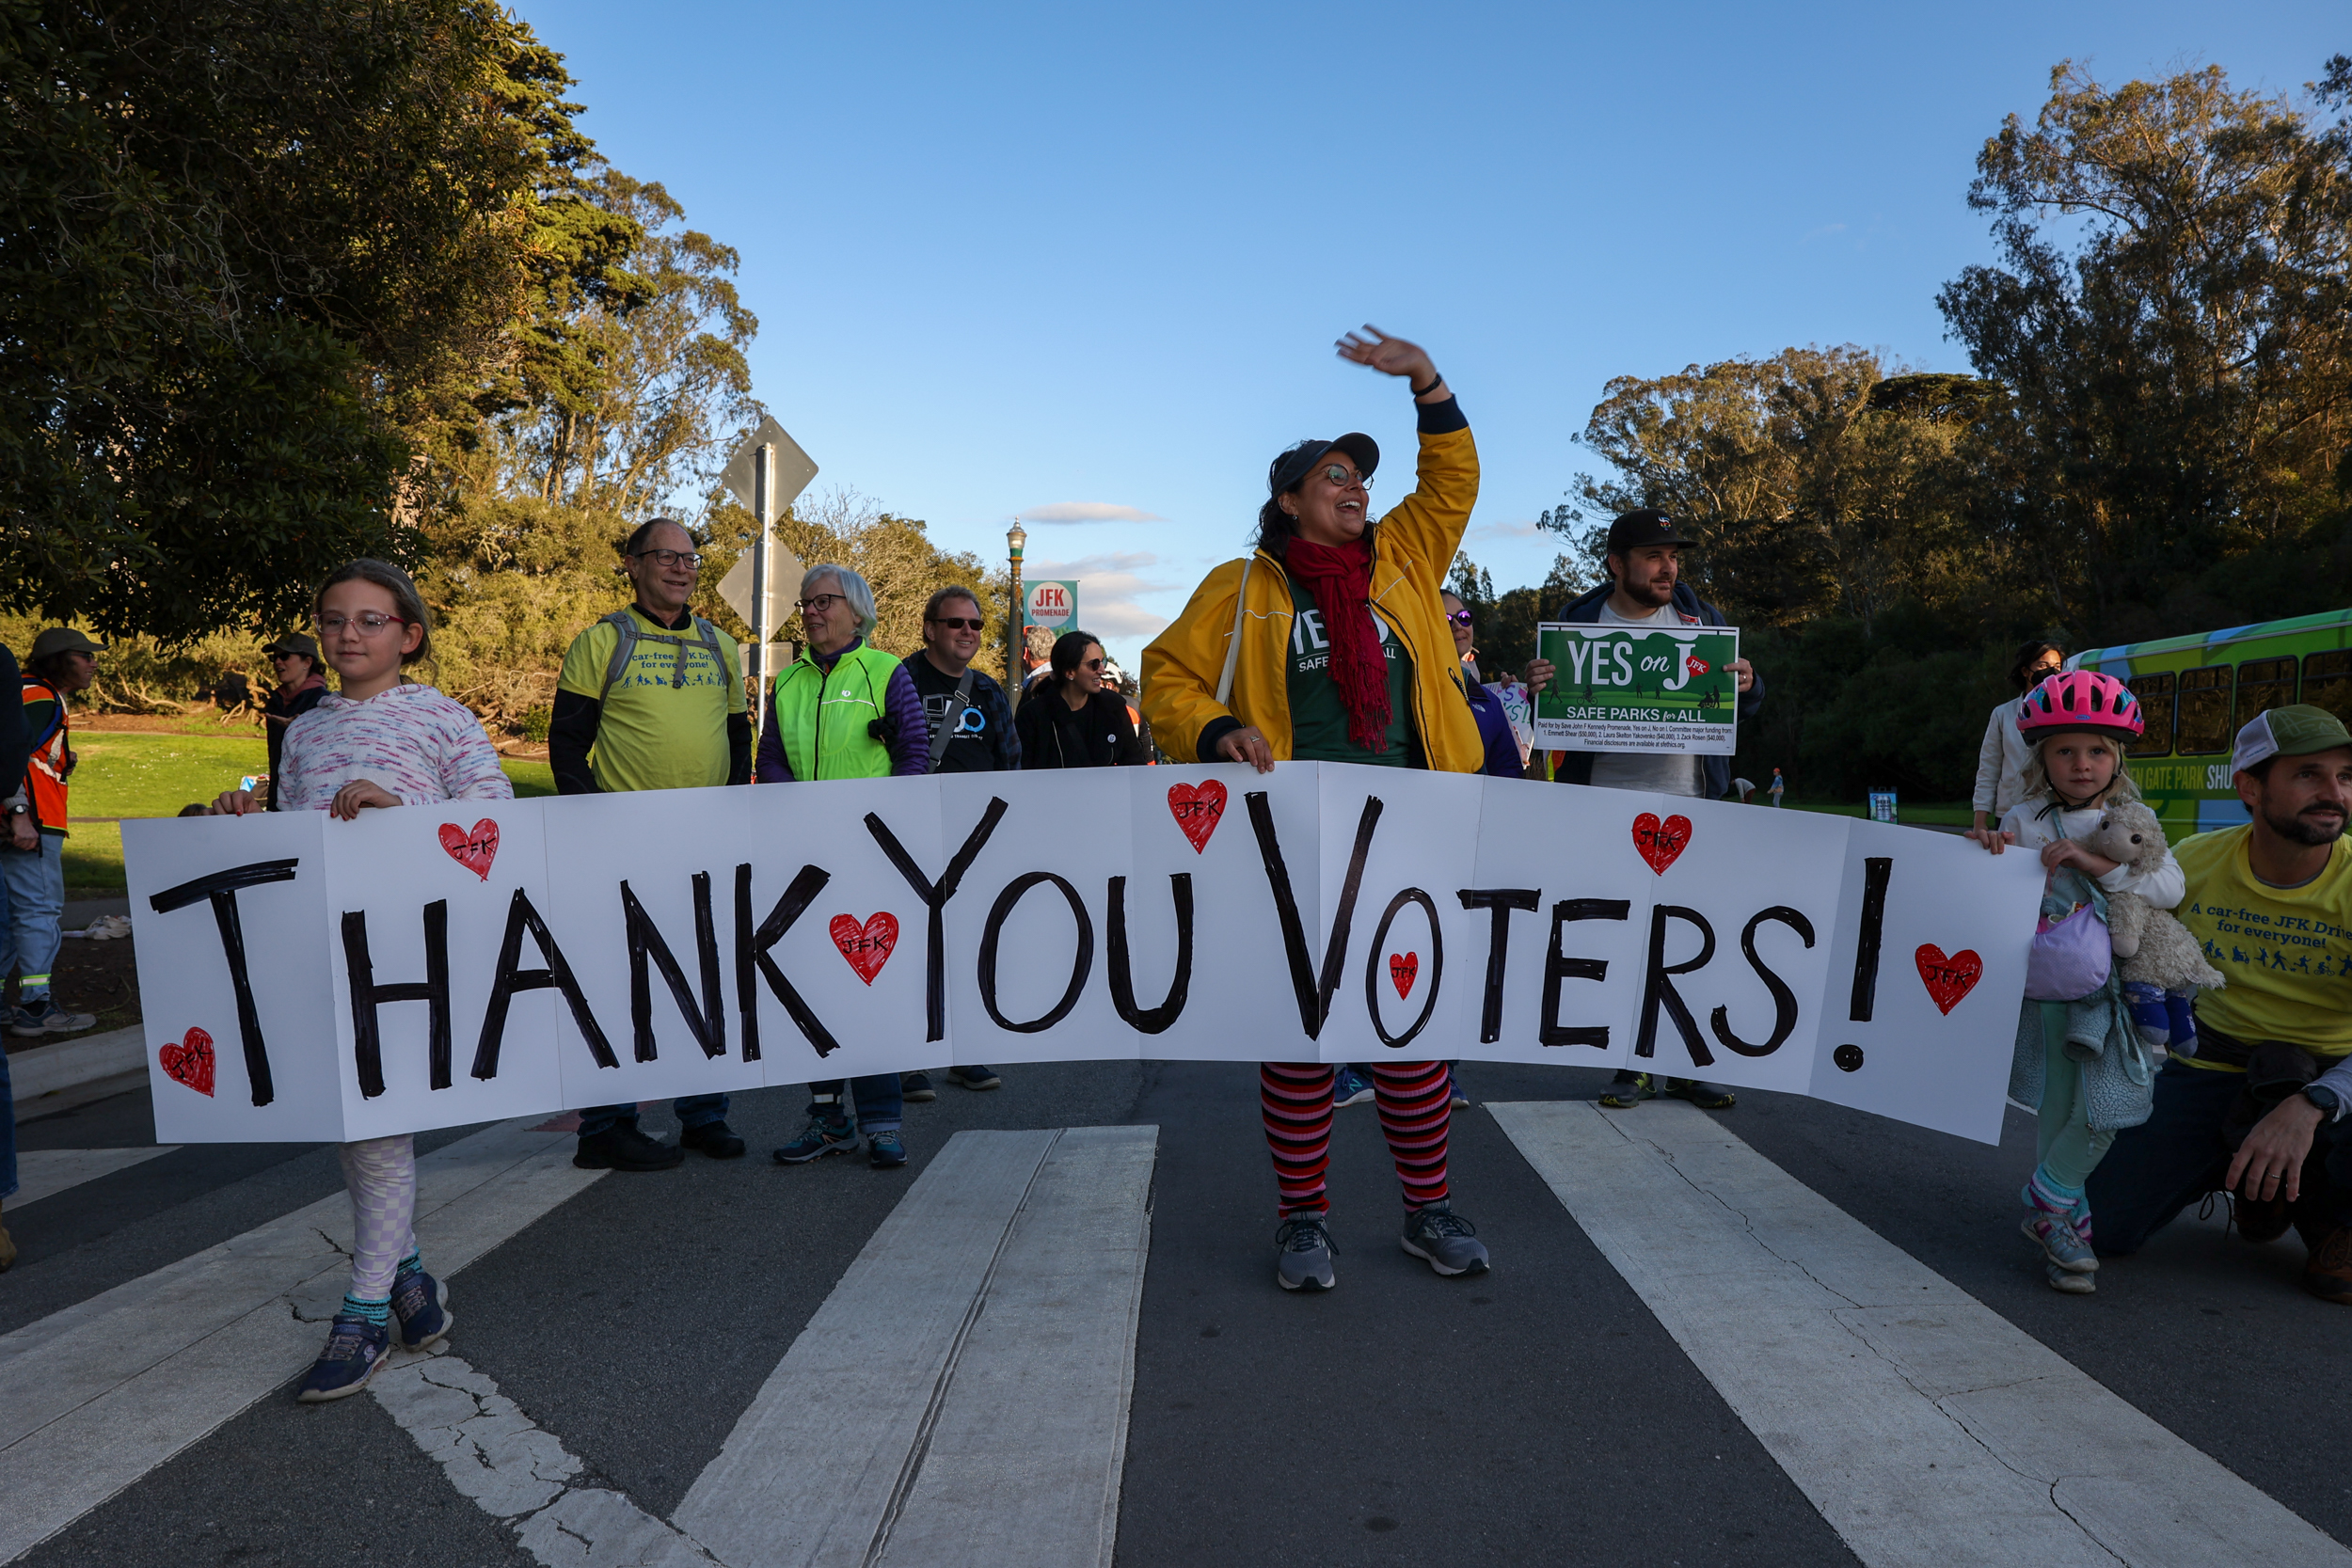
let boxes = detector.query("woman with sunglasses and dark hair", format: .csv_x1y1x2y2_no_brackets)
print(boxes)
1014,629,1148,768
1140,325,1490,1294
1970,640,2067,849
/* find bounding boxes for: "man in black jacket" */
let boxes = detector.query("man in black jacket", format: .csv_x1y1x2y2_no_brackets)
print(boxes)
1546,510,1762,1112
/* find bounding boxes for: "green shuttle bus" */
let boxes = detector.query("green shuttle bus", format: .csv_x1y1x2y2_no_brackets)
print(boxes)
2070,609,2352,841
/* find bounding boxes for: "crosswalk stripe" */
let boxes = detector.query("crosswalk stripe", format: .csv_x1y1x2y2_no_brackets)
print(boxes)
0,1119,601,1564
675,1125,1158,1568
8,1147,180,1210
1489,1100,2352,1568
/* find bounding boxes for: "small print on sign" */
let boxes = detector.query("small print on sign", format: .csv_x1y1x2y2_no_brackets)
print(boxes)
1167,781,1227,853
830,912,898,985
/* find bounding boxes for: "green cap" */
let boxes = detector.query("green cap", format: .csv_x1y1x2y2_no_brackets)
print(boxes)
2232,704,2352,775
27,627,105,661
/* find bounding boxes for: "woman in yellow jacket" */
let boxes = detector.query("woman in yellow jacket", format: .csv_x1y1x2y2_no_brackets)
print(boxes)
1140,326,1488,1293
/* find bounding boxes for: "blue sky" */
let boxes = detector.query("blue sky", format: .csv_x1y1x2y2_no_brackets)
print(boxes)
513,0,2342,669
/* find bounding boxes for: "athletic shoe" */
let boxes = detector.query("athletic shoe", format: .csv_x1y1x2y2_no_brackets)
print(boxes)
389,1266,453,1352
2022,1209,2098,1274
1667,1078,1737,1110
2305,1225,2352,1305
296,1314,392,1402
1598,1071,1655,1108
679,1120,747,1159
866,1129,909,1168
1401,1201,1489,1277
573,1125,683,1171
1333,1068,1375,1107
1274,1212,1337,1292
950,1065,1002,1091
900,1072,937,1102
1447,1068,1469,1109
2045,1261,2096,1294
773,1112,857,1164
9,999,95,1037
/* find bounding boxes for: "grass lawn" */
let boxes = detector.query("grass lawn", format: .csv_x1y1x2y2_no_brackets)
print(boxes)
62,732,555,893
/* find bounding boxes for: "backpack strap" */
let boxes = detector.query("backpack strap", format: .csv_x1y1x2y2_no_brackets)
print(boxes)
925,665,977,774
1215,557,1254,709
594,610,641,707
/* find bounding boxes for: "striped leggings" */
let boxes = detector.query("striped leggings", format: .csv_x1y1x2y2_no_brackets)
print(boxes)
1261,1060,1450,1215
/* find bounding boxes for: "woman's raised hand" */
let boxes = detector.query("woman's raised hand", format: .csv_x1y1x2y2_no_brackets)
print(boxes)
1336,326,1436,387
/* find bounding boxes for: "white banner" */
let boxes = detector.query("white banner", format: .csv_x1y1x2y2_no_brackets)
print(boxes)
122,766,2044,1146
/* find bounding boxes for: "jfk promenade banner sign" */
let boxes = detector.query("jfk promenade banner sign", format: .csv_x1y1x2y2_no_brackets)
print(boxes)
1533,622,1742,754
123,765,2042,1147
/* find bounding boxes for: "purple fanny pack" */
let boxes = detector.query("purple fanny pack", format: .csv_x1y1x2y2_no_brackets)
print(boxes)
2026,902,2110,1001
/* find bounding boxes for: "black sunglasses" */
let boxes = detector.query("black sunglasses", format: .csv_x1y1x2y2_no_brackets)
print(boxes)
929,615,984,631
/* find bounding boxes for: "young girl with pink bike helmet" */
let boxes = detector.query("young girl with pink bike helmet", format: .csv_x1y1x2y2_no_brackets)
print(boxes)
1975,668,2183,1296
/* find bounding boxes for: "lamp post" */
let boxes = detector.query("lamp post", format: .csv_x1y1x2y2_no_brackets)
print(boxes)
1006,519,1026,689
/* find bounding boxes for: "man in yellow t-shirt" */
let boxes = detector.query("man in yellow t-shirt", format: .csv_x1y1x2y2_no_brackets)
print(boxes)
2088,705,2352,1304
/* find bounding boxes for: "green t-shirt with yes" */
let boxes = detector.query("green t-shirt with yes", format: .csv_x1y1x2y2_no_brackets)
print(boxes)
1284,578,1415,765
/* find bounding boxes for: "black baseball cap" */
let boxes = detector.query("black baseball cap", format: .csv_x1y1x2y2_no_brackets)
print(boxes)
1606,509,1693,553
1268,434,1379,497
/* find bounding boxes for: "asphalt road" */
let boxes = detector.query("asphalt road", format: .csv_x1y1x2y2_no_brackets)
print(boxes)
6,1057,2344,1567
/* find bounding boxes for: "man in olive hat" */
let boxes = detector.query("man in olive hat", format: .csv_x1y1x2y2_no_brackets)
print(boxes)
261,632,328,811
6,628,104,1038
2089,704,2352,1304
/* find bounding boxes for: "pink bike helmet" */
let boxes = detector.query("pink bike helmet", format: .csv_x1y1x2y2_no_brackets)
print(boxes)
2017,670,2144,743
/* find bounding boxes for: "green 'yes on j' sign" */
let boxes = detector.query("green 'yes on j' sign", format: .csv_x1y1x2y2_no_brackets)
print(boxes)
1531,623,1741,756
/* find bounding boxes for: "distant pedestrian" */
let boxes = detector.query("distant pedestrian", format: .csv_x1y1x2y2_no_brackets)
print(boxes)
1015,630,1149,768
762,564,931,1170
261,633,328,811
897,586,1010,1100
211,560,497,1400
1732,776,1756,803
7,629,105,1039
550,518,754,1171
1770,768,1784,807
1973,641,2065,840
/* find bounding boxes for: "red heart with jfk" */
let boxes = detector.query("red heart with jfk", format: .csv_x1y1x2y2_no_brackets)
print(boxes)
1631,813,1693,875
831,913,899,985
1915,945,1983,1015
1389,952,1419,998
159,1027,215,1096
1685,655,1711,678
1167,781,1228,853
437,819,501,880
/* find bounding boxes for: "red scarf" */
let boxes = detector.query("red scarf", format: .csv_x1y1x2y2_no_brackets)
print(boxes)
1284,536,1391,752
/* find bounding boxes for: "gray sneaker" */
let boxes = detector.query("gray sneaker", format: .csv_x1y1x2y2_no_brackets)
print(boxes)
10,999,95,1037
1401,1201,1489,1276
1274,1212,1336,1292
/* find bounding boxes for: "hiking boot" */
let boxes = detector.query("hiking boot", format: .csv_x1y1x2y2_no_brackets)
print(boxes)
950,1064,1002,1091
1667,1078,1736,1110
389,1265,453,1352
2233,1188,2295,1243
773,1111,857,1164
2045,1261,2096,1295
1275,1212,1337,1292
1333,1068,1375,1108
679,1120,746,1160
296,1314,391,1403
1401,1201,1489,1277
2305,1225,2352,1305
573,1124,683,1172
9,999,94,1037
866,1129,909,1169
899,1072,937,1102
1599,1071,1654,1108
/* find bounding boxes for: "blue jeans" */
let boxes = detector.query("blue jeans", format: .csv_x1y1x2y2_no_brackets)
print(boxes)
813,1075,902,1133
2087,1059,2352,1254
577,1094,730,1141
0,833,65,1000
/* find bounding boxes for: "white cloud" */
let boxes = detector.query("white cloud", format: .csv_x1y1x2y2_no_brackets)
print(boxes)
1022,550,1172,640
1468,518,1541,544
1019,501,1165,524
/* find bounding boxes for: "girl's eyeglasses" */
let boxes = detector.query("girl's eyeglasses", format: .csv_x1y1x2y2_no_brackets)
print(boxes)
317,612,408,637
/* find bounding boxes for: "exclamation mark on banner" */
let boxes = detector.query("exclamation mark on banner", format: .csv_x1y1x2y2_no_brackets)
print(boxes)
1848,857,1893,1022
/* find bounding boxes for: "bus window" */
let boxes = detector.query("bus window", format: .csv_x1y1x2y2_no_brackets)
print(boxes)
2124,672,2173,756
2176,666,2233,754
2235,657,2296,728
2306,650,2352,727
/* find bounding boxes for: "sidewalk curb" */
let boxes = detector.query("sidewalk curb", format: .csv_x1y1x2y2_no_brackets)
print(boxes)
9,1025,146,1110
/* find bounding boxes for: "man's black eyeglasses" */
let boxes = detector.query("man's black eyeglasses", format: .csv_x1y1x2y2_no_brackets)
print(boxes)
632,548,703,570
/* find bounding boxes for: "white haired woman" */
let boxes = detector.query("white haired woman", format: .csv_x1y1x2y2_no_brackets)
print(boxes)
756,563,931,1172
